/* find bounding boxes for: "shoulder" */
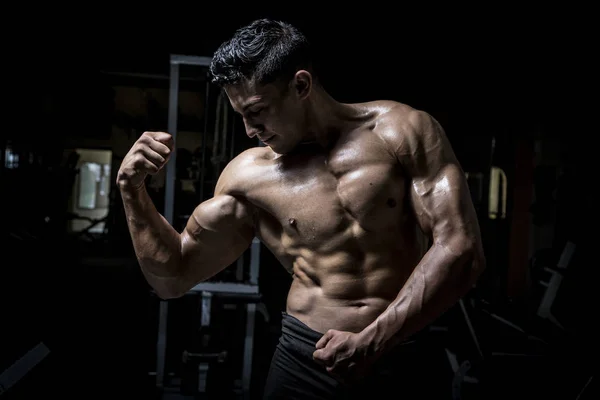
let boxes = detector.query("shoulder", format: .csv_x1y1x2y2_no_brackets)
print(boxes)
214,146,272,195
369,100,443,156
366,101,457,177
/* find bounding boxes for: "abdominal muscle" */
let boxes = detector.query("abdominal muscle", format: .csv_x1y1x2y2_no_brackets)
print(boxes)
285,249,418,334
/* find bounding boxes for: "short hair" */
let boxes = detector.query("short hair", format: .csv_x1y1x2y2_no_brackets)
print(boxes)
210,18,314,87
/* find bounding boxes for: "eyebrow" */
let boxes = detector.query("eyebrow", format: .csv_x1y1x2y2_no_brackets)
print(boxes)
242,100,262,112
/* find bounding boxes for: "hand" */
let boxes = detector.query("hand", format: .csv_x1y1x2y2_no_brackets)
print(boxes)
117,131,174,191
312,329,379,384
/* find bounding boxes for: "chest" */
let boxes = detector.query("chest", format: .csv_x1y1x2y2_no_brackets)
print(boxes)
248,137,408,244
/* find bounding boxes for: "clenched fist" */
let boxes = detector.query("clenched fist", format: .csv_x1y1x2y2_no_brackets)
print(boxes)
313,329,380,384
117,131,174,191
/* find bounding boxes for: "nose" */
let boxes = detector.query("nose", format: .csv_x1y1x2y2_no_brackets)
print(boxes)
247,130,260,139
246,126,264,139
243,119,263,138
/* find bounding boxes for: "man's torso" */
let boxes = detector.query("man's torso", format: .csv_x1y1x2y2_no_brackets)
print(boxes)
230,101,425,333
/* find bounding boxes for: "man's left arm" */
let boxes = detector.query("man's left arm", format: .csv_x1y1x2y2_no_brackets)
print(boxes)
362,108,486,355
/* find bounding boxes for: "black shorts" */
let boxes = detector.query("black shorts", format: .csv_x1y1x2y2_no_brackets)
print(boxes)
262,312,439,400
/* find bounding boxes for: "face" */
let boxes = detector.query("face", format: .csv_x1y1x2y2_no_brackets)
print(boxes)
225,71,312,154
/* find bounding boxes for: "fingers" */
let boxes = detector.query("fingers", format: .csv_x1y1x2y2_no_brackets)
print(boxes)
144,131,174,148
313,330,336,366
118,131,174,188
316,330,334,349
133,132,173,174
129,152,158,175
312,348,332,367
146,138,172,160
139,147,166,170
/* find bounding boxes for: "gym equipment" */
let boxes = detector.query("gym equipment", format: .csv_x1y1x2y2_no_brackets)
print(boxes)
443,293,552,399
443,240,589,399
184,238,263,398
575,375,595,400
154,238,264,399
535,240,575,330
153,54,266,400
0,342,50,396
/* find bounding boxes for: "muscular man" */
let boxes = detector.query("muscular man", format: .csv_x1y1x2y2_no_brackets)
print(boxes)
117,18,485,399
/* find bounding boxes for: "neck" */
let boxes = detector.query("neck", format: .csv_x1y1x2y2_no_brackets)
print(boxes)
301,86,361,148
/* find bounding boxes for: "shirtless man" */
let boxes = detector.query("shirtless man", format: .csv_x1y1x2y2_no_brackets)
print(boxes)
117,18,485,399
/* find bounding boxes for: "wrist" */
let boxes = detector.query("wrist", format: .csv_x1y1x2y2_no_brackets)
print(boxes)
117,172,145,191
359,321,386,357
118,180,146,199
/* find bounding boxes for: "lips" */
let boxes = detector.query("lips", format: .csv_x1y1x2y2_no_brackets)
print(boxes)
261,135,275,143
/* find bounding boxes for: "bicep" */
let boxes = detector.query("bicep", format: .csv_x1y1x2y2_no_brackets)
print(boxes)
180,194,255,284
410,163,476,251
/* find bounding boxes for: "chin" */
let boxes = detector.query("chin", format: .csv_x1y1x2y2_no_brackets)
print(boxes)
266,137,299,155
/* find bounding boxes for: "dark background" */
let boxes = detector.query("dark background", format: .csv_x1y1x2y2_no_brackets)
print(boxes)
2,7,596,400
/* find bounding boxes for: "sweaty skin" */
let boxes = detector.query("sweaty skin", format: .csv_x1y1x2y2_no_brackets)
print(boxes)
119,82,485,361
208,101,484,343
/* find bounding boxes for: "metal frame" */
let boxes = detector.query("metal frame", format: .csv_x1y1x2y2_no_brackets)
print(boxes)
156,54,261,398
163,54,212,226
155,54,212,393
189,238,262,397
0,342,50,395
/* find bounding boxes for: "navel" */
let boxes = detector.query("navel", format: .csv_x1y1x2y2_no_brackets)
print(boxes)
387,198,397,208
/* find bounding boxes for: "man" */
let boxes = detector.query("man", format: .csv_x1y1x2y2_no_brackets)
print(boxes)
117,18,485,399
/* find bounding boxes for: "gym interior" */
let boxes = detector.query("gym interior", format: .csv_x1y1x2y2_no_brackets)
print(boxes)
1,10,594,400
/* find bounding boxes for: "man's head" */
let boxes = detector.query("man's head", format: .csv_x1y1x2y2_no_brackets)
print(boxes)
210,18,316,154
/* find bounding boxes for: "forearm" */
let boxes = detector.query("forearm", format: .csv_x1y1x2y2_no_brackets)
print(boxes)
364,239,483,354
120,184,184,297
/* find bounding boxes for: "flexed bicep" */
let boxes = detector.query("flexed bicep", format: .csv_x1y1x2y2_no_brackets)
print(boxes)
410,163,476,254
179,194,255,289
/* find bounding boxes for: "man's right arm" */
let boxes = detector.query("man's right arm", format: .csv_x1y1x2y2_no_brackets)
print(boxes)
116,130,256,299
121,185,255,299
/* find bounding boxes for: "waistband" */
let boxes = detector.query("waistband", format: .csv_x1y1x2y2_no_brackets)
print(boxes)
280,312,323,346
280,311,423,351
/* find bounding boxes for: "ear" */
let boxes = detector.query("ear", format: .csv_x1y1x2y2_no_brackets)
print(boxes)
292,70,312,100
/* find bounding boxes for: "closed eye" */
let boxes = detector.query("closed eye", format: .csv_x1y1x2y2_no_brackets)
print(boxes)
247,108,263,118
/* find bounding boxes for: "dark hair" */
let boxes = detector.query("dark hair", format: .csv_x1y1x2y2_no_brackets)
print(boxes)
210,18,313,87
